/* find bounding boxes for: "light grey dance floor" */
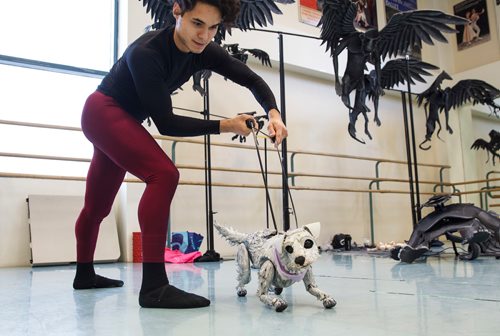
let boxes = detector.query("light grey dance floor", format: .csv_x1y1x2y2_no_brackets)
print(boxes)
1,251,499,336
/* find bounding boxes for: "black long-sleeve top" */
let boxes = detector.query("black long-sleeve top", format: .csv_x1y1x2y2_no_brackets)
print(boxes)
97,26,278,136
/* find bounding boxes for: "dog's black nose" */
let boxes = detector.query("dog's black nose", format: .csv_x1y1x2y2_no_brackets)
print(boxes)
295,256,305,266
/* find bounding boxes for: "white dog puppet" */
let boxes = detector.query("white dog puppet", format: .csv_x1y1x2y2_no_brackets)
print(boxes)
214,221,336,312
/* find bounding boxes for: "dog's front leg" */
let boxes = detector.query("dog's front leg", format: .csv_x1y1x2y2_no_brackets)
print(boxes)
257,261,288,312
303,269,336,308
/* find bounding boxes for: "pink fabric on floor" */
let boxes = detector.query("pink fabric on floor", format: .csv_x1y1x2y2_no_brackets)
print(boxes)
164,248,202,263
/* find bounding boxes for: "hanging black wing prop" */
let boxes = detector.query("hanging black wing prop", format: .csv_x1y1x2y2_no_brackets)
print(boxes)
139,0,286,96
348,58,439,143
471,130,500,165
416,71,500,149
222,43,272,67
236,0,294,31
318,0,468,143
141,0,176,30
192,44,272,96
140,0,295,32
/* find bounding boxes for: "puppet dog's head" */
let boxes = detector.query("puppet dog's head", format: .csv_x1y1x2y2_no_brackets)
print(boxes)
276,222,321,274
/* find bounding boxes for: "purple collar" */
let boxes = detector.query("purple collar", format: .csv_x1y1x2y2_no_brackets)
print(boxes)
273,247,307,282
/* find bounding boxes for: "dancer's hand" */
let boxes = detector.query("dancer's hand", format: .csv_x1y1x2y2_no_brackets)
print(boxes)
220,114,256,137
268,109,288,146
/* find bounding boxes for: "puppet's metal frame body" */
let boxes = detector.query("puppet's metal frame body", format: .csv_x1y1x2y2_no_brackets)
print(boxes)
214,222,336,312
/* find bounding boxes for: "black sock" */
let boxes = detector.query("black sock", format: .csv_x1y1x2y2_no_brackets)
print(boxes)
73,262,124,289
140,262,169,294
139,262,210,309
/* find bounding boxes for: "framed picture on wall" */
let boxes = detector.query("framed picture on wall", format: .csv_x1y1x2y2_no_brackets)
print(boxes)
299,0,378,28
299,0,322,26
384,0,420,59
384,0,417,19
454,0,491,51
353,0,378,29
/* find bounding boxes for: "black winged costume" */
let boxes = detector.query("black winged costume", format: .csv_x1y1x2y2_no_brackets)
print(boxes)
471,129,500,165
416,71,500,149
352,58,439,142
318,0,468,143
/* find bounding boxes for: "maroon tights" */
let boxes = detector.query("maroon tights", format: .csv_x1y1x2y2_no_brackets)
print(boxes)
76,91,179,263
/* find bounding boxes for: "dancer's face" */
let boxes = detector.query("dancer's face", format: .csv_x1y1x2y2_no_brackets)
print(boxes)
173,2,222,53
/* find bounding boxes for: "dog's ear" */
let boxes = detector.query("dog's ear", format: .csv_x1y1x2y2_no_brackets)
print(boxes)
303,222,321,239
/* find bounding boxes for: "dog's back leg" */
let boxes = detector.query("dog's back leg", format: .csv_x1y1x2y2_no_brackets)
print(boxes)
303,269,336,308
258,261,288,312
236,243,251,297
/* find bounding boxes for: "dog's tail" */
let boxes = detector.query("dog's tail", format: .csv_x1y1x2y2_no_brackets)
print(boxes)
213,221,247,245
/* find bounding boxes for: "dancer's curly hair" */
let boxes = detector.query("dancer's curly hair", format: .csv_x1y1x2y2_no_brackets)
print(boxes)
177,0,240,26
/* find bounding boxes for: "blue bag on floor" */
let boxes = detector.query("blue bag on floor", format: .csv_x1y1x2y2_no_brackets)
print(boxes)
171,231,204,253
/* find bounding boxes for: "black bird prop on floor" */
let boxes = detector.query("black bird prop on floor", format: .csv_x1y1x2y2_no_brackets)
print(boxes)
416,71,500,150
318,0,468,143
390,194,500,263
350,58,438,143
471,130,500,166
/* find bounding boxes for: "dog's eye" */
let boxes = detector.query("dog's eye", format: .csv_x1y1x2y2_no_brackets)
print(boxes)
285,245,294,253
304,239,314,249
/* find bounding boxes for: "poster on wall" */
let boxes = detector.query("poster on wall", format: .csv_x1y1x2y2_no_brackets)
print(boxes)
384,0,420,59
299,0,378,28
385,0,417,18
299,0,322,26
454,0,490,51
354,0,378,29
